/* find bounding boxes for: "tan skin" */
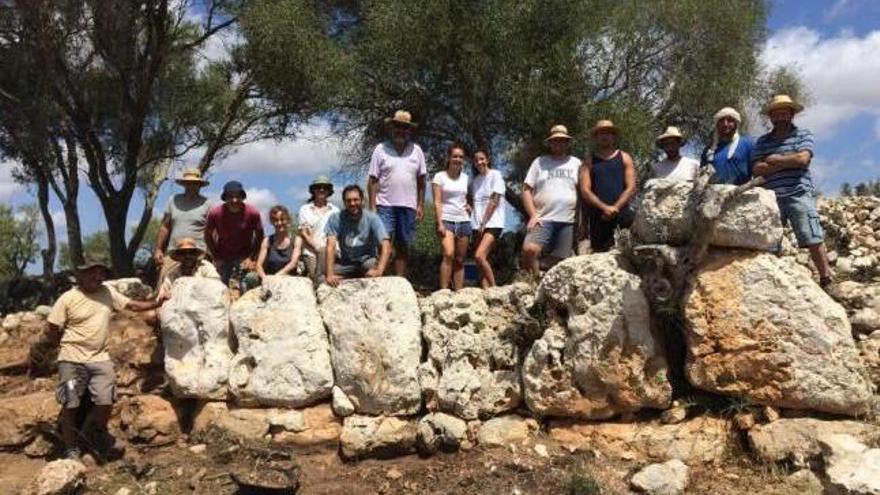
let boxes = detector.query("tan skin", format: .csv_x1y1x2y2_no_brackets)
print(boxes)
153,182,204,266
204,192,264,272
521,138,571,274
752,108,832,279
367,123,426,277
579,130,637,221
659,137,683,161
256,210,303,279
716,116,738,142
325,189,391,287
472,151,501,287
299,185,332,253
433,146,471,291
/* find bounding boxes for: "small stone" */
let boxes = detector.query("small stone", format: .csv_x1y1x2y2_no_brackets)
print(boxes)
175,467,184,477
188,444,207,454
23,434,54,458
533,444,549,458
26,459,87,495
332,386,355,417
114,488,133,495
143,481,158,495
386,468,403,480
630,459,689,494
762,406,780,423
661,406,687,424
477,416,538,448
733,412,756,431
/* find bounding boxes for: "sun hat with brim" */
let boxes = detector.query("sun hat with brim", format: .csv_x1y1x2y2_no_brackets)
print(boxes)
762,94,804,115
221,180,246,201
169,237,205,261
309,176,334,196
656,126,685,144
544,124,573,142
174,169,209,187
384,110,418,128
75,261,113,277
590,119,620,137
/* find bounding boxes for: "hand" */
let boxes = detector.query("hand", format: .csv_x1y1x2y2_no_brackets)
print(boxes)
240,258,256,271
526,217,541,231
156,292,171,305
765,154,782,166
601,205,619,221
365,268,382,278
416,204,424,221
326,273,341,287
153,250,164,267
477,224,485,237
753,161,774,177
436,223,446,239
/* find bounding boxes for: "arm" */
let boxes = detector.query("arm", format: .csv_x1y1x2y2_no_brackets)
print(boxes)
416,175,426,220
368,239,392,277
613,152,638,210
125,299,164,312
368,176,379,211
324,236,340,286
255,237,269,279
521,185,540,230
153,213,172,265
41,322,63,345
277,236,303,276
479,194,501,230
297,207,319,252
765,150,812,169
432,182,445,237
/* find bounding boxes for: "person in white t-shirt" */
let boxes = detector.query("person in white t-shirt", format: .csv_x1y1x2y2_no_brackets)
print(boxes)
521,124,581,274
432,144,471,290
470,149,505,287
651,126,699,181
297,176,340,282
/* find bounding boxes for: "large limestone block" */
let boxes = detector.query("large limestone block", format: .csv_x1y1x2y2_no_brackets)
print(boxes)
318,277,422,416
819,434,880,495
340,415,418,460
420,284,534,419
685,252,873,415
0,392,60,448
632,178,783,250
229,276,333,407
160,277,233,399
747,418,880,463
523,254,672,419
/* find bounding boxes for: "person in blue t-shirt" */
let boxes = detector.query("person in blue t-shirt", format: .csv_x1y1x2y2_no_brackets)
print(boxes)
324,185,391,286
700,107,754,185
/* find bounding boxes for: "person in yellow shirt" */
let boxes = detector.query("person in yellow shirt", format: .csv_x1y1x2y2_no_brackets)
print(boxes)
40,260,163,459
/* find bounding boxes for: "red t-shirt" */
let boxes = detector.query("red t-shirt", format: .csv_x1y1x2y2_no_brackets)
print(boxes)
206,203,263,261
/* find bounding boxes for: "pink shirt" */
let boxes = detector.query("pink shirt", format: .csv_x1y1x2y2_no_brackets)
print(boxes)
368,141,427,209
205,203,263,261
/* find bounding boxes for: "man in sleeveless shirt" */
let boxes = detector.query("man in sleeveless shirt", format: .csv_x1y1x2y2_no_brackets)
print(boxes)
521,125,581,274
579,119,637,252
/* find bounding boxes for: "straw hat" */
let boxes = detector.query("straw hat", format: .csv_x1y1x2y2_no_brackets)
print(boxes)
590,119,620,137
656,126,684,144
169,237,205,261
175,169,209,187
309,175,334,196
544,124,573,142
75,257,113,278
385,110,417,128
762,94,803,115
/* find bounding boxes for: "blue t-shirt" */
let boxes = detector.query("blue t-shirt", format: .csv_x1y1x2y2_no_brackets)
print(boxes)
325,209,389,264
751,126,815,198
700,136,754,186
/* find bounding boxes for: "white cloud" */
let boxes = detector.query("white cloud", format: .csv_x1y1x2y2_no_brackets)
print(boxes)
244,187,279,221
0,160,25,203
761,27,880,138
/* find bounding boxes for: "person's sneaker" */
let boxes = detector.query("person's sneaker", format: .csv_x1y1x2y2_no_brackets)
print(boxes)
64,447,82,460
819,277,842,301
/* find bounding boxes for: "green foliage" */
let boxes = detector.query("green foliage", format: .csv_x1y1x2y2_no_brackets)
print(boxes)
58,217,162,270
0,204,40,279
843,180,880,197
566,473,603,495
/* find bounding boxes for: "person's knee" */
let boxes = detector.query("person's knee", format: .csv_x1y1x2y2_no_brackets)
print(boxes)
522,243,542,258
453,252,466,266
475,251,489,264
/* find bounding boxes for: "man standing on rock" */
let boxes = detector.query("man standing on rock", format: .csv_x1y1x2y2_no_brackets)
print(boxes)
205,180,264,294
367,110,427,278
325,185,391,286
751,95,836,295
651,126,699,181
36,260,164,459
701,107,754,185
153,169,213,285
579,119,637,252
521,124,581,274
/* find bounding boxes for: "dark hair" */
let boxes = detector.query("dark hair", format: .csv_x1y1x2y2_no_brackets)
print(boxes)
473,148,492,168
445,142,467,170
342,184,364,199
268,204,291,222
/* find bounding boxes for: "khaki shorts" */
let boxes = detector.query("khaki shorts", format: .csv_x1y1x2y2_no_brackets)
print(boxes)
57,361,116,409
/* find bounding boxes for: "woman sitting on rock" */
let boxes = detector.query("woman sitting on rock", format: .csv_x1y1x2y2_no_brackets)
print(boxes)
470,149,506,287
256,205,303,279
432,143,472,291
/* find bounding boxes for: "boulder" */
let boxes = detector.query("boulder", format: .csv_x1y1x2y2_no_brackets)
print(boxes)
318,277,422,416
118,395,180,446
229,276,333,407
419,284,534,419
630,459,689,495
857,331,880,389
748,418,880,464
192,401,341,447
270,404,342,447
24,459,86,495
33,305,52,318
476,415,538,447
105,277,153,300
417,412,470,454
0,392,60,448
523,254,672,419
109,313,164,393
159,278,232,399
685,252,873,415
339,415,418,460
819,434,880,495
2,312,22,331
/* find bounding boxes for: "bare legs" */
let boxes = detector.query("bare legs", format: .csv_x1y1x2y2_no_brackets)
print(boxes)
808,242,833,279
439,233,469,290
521,242,542,275
474,231,498,287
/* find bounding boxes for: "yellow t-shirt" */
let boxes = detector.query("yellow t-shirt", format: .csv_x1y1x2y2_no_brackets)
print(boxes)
156,259,220,300
47,286,131,363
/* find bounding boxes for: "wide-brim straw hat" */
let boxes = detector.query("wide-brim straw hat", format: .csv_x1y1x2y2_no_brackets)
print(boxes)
309,176,334,196
75,260,113,278
590,119,620,137
384,110,418,128
169,237,205,261
656,126,684,144
544,124,573,142
762,94,804,115
175,169,209,187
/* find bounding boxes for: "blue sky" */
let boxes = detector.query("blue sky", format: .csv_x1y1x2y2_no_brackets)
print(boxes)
1,0,879,260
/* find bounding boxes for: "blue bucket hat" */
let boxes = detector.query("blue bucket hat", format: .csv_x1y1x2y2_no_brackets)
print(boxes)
221,181,246,201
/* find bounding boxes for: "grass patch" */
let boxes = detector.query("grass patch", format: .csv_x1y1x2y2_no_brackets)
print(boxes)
566,473,603,495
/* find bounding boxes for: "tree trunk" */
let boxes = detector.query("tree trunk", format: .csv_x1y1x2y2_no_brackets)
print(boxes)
103,197,134,277
35,173,56,281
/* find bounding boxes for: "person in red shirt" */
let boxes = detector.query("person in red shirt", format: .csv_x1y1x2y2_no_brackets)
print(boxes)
205,181,264,293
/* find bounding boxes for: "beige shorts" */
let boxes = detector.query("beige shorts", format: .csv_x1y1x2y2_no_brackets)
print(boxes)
57,361,116,409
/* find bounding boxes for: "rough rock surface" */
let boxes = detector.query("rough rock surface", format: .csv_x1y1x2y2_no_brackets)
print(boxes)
318,277,422,416
24,459,86,495
632,179,783,250
685,251,873,415
118,395,180,446
109,314,164,393
0,392,60,448
419,284,534,419
160,277,232,399
229,276,333,407
191,401,341,446
332,386,355,417
819,434,880,495
748,418,880,463
105,277,153,300
476,415,539,447
523,254,671,419
630,459,689,495
340,415,418,460
858,331,880,389
417,413,470,454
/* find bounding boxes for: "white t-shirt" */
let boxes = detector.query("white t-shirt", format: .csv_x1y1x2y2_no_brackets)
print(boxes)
297,202,340,257
367,142,427,209
524,155,581,223
432,171,470,222
471,169,506,230
651,156,699,182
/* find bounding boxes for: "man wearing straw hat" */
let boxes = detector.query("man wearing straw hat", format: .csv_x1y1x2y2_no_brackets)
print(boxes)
651,126,699,181
521,124,581,274
751,94,836,294
155,238,220,300
700,107,754,185
153,169,214,269
579,119,637,252
368,110,427,277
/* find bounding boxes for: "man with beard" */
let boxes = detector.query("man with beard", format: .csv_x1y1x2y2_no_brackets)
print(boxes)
325,185,391,286
701,107,754,185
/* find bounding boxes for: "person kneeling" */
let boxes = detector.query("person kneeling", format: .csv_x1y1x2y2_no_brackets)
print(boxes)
324,185,391,287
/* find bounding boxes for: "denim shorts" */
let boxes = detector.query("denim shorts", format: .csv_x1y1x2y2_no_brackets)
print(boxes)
777,192,824,247
443,220,473,238
377,205,417,247
523,221,574,258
